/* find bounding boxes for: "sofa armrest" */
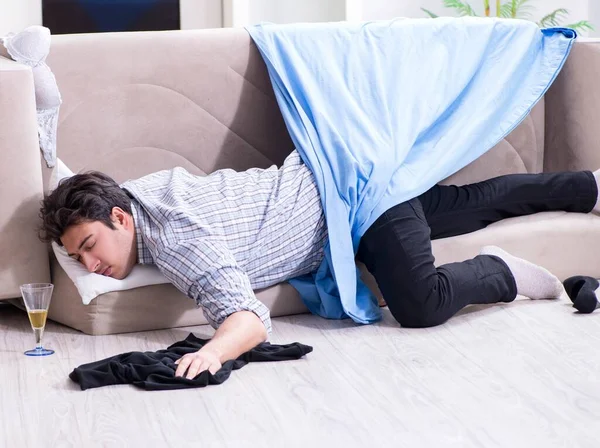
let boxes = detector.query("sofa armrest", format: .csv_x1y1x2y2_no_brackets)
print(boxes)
545,39,600,172
0,55,50,300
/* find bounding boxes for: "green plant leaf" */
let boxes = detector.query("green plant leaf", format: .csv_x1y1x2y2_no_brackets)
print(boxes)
538,9,569,28
565,20,595,32
500,0,533,19
499,2,512,18
421,8,440,18
443,0,478,17
499,3,512,18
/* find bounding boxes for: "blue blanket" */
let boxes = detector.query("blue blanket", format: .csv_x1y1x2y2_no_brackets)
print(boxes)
245,18,576,324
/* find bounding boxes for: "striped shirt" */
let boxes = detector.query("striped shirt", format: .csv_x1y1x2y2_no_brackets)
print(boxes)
121,150,328,333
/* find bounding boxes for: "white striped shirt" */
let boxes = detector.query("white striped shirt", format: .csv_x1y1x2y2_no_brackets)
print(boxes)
121,150,328,333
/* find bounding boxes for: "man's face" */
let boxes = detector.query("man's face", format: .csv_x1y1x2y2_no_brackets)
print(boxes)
61,208,136,280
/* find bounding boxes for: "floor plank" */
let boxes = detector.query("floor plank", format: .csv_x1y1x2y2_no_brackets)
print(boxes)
1,298,599,448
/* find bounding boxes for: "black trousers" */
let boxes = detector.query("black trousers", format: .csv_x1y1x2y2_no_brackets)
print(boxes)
356,171,597,328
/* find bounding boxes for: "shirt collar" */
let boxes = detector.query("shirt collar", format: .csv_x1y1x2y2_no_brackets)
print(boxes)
129,199,154,265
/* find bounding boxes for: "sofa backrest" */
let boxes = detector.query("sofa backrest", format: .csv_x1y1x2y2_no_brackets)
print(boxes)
0,56,50,300
44,28,295,186
45,27,544,188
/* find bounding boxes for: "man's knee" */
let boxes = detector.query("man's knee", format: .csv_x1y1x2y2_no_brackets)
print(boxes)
388,298,448,329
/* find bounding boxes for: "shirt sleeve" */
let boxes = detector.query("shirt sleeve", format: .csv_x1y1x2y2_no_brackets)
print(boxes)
154,238,272,334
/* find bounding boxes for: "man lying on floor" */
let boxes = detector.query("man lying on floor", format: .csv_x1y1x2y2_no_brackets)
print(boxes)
38,151,600,380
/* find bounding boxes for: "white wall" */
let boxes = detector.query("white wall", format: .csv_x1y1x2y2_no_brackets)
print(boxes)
589,0,600,37
360,0,595,36
360,0,482,21
535,0,587,25
361,0,589,25
0,0,42,36
236,0,597,36
180,0,222,29
247,0,346,25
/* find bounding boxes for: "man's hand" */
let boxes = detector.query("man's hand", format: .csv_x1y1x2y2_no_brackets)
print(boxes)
175,347,222,379
173,310,267,379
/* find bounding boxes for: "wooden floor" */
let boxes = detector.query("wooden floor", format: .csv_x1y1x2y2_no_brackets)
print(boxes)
1,298,600,448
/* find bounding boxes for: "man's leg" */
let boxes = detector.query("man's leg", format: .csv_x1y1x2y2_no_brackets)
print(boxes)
419,171,598,239
357,198,519,328
421,171,598,309
357,171,598,328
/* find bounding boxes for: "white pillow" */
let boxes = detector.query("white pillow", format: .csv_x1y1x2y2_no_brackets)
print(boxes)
53,243,170,304
49,160,170,304
48,157,73,190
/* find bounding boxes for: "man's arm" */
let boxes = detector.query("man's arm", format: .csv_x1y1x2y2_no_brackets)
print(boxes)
175,310,267,379
156,240,272,379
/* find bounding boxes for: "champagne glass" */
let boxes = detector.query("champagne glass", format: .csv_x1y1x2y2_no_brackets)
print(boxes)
20,283,55,356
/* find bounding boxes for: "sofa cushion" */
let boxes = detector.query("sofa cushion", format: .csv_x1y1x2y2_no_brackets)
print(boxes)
48,251,309,335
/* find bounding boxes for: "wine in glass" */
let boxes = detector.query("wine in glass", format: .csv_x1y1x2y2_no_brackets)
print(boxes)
20,283,55,356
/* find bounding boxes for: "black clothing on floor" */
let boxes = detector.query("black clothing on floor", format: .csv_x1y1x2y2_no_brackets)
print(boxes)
357,171,598,328
69,333,313,391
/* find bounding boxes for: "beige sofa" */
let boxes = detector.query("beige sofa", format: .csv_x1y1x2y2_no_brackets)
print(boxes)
2,28,600,335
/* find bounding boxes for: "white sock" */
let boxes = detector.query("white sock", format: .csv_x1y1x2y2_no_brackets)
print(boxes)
593,169,600,214
480,246,564,300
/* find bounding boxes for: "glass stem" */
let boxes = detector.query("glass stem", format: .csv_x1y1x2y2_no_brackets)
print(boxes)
34,327,44,350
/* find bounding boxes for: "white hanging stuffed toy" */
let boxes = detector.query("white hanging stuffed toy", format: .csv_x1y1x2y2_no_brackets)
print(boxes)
1,26,62,168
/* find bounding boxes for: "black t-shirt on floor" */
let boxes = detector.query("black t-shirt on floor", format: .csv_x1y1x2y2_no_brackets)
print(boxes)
69,333,313,391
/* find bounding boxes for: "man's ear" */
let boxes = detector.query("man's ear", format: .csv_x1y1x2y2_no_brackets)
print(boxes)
110,207,130,227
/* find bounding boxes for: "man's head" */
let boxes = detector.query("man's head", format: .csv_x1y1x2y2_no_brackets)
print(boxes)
39,172,137,279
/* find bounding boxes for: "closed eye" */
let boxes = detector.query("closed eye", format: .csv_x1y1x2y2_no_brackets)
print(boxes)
70,242,95,262
67,233,94,261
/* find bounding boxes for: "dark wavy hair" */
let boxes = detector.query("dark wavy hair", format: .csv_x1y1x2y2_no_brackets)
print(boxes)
39,171,132,245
